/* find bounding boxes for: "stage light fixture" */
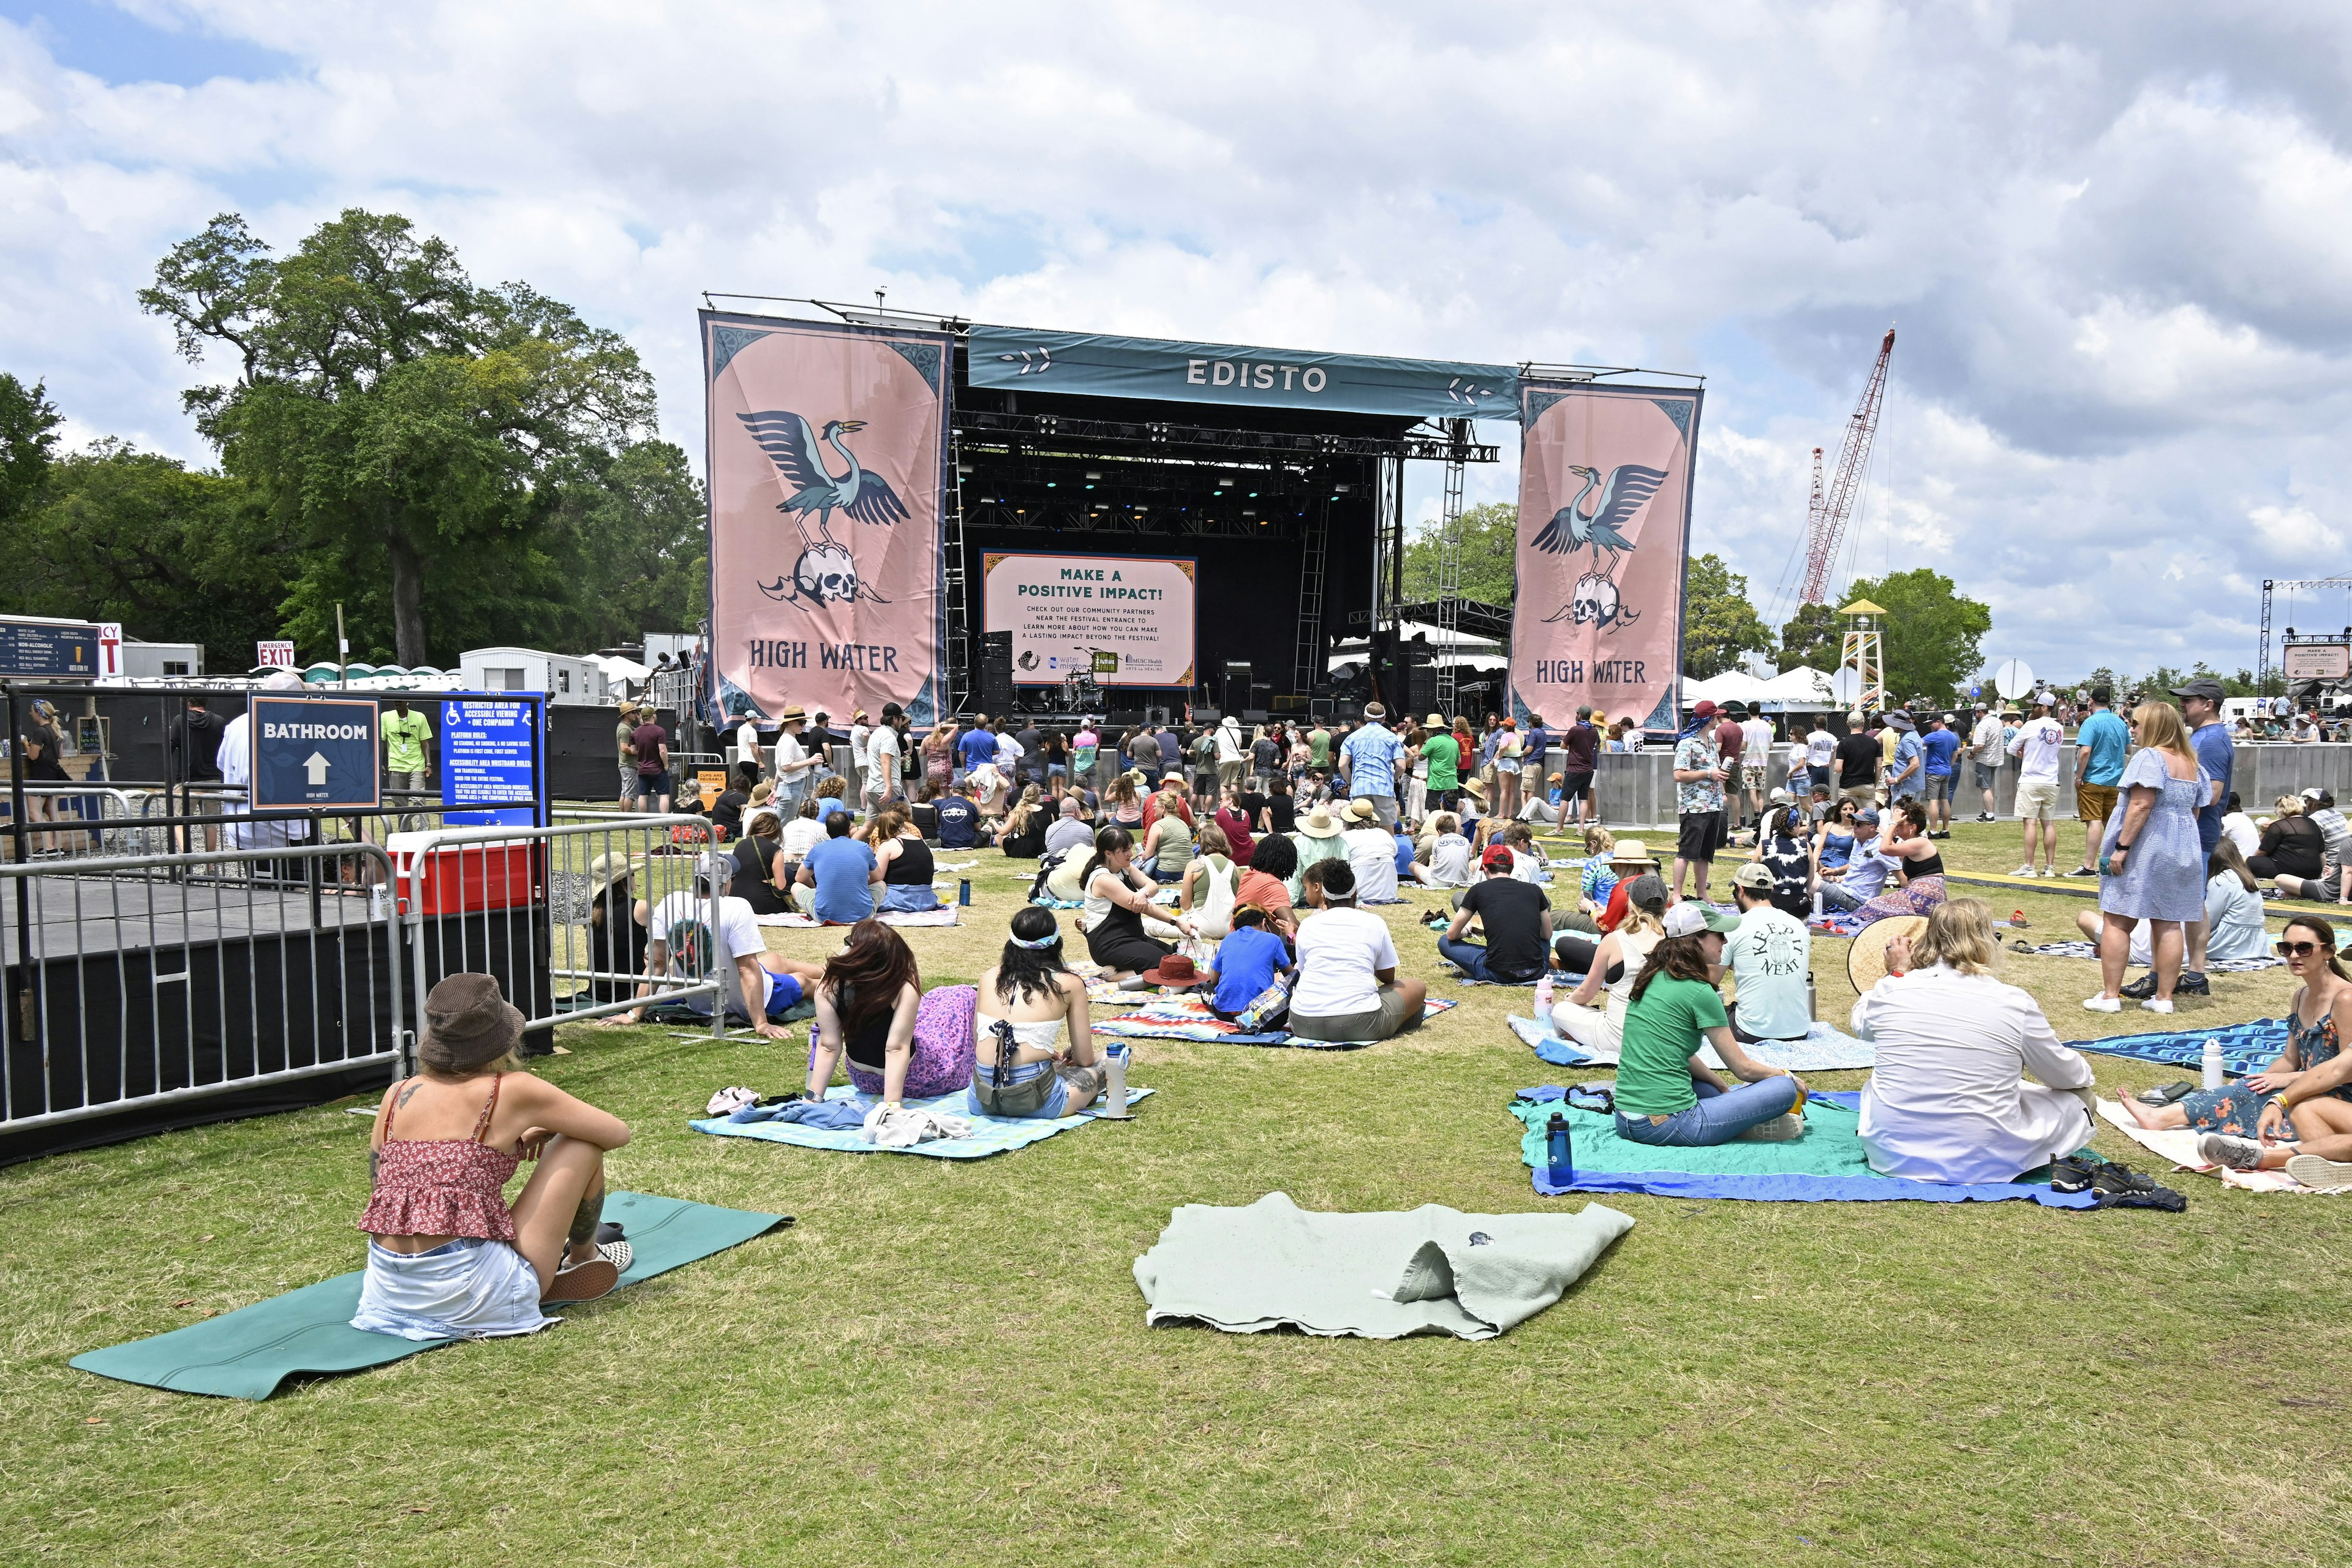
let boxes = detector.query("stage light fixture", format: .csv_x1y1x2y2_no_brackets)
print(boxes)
1218,477,1234,487
1085,470,1102,480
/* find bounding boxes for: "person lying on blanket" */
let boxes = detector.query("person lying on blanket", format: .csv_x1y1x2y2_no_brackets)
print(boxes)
2114,914,2352,1187
807,919,926,1110
1202,904,1293,1023
968,907,1104,1118
1288,859,1429,1042
1550,873,1668,1057
1611,901,1807,1147
1437,843,1553,984
1850,899,2099,1183
355,973,633,1338
617,853,824,1036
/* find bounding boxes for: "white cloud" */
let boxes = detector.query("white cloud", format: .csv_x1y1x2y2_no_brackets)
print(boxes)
6,1,2352,678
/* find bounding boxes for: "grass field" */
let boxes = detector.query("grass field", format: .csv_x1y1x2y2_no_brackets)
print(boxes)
7,818,2350,1566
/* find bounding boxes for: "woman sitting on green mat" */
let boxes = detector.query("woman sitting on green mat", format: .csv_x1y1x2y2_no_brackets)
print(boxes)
354,974,633,1341
2115,913,2352,1188
968,906,1104,1119
1611,902,1808,1147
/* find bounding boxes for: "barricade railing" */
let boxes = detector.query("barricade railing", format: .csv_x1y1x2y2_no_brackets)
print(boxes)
0,840,405,1136
394,815,729,1041
1,783,152,861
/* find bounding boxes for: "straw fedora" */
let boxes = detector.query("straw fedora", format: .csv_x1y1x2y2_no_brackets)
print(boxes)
1459,776,1488,800
1426,712,1446,729
1345,798,1381,824
1609,839,1659,867
1847,914,1930,995
777,705,807,724
1297,805,1344,839
588,850,646,891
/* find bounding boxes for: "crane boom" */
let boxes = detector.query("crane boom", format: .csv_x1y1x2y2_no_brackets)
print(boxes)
1800,325,1896,605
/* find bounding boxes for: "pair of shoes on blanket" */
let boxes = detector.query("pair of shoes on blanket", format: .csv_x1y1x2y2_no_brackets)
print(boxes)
545,1237,631,1303
2054,1153,2187,1210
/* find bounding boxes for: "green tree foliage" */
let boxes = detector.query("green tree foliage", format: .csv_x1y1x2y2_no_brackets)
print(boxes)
140,210,657,665
0,442,293,658
1777,600,1841,672
0,372,61,529
1839,568,1992,704
1681,553,1774,679
1401,501,1519,605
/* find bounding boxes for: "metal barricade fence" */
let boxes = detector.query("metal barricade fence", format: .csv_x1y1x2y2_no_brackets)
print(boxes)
3,782,154,861
0,840,405,1137
395,816,728,1038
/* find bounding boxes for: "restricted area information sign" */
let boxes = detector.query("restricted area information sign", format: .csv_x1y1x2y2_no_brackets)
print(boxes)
249,695,380,810
980,551,1196,688
439,698,540,827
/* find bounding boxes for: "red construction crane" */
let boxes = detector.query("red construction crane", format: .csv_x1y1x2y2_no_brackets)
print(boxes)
1800,325,1896,605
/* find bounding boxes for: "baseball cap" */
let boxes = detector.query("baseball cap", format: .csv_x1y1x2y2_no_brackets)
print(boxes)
2034,690,2056,706
1730,862,1776,891
1694,699,1719,719
1621,872,1669,911
2171,677,2226,702
1663,902,1741,938
1856,807,1880,824
1480,843,1515,872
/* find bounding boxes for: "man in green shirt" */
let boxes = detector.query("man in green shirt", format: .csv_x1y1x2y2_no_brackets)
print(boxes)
1611,902,1805,1145
1419,710,1462,812
382,698,433,831
1308,723,1331,770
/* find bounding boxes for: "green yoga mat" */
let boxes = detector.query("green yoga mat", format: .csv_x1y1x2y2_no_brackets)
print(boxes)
70,1193,788,1401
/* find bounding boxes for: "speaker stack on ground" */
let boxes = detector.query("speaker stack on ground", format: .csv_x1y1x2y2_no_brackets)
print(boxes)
979,631,1015,713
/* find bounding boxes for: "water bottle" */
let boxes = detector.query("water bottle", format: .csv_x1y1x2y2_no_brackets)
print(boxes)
2202,1038,2225,1091
957,878,972,907
1534,972,1555,1014
1100,1040,1133,1118
1545,1112,1574,1188
1812,887,1823,919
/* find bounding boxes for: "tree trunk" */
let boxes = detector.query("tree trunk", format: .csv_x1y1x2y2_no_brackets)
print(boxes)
388,530,427,666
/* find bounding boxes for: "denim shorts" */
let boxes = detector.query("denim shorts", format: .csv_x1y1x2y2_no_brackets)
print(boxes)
350,1237,554,1341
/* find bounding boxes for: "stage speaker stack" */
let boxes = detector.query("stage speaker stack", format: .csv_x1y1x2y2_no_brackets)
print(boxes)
1404,648,1436,718
1222,660,1253,715
979,631,1015,713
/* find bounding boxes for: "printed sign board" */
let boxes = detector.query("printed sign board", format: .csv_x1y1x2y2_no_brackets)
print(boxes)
256,641,297,669
980,551,1197,688
249,696,380,810
2284,642,2352,682
96,623,123,679
0,619,101,678
439,698,540,828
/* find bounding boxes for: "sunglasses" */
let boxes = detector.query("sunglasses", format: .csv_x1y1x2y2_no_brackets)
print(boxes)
2276,940,2328,957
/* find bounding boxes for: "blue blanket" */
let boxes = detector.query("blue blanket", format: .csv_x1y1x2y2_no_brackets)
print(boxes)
1507,1014,1876,1072
1509,1087,2094,1206
2070,1018,2285,1076
691,1085,1155,1159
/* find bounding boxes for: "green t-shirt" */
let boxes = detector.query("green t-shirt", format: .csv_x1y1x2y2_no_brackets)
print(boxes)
1421,733,1461,791
1615,973,1725,1117
1308,728,1330,767
382,710,432,774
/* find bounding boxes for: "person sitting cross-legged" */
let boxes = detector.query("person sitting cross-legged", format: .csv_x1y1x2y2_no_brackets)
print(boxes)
794,810,883,923
1437,842,1555,984
968,907,1103,1120
1611,902,1807,1147
619,852,824,1035
1287,859,1428,1042
354,974,634,1338
1724,861,1812,1046
1549,873,1668,1059
1200,903,1293,1023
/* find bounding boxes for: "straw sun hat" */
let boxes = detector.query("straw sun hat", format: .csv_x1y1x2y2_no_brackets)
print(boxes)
1297,805,1345,839
1608,839,1659,867
1846,914,1931,995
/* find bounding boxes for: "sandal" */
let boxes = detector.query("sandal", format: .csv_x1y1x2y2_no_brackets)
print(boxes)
2135,1081,2196,1107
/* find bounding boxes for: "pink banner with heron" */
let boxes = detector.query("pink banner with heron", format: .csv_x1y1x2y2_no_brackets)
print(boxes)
1507,383,1703,735
703,311,949,725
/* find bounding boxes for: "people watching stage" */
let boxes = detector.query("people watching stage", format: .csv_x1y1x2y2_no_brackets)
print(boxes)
795,811,883,924
1724,862,1811,1044
1610,902,1806,1147
1436,843,1553,984
968,907,1102,1120
355,973,635,1336
807,920,925,1109
1236,832,1299,937
1201,904,1292,1024
1849,900,2098,1184
1180,822,1243,938
1549,873,1668,1058
626,853,825,1033
1341,798,1400,902
870,805,941,913
1287,860,1427,1042
1079,826,1196,978
934,780,981,850
728,808,792,915
1140,785,1196,880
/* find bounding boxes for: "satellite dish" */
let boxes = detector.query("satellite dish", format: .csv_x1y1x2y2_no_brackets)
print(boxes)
1991,658,2037,701
1830,668,1862,704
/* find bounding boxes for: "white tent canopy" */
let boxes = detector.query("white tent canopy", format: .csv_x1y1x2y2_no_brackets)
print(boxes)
1679,665,1838,714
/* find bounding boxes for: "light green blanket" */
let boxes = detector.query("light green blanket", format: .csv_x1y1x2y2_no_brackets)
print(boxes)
1133,1191,1633,1340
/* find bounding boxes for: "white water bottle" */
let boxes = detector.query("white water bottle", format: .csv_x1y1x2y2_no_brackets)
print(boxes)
2201,1039,2225,1091
1536,973,1556,1014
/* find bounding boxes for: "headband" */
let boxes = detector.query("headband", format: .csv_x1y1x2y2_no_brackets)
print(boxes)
1008,930,1062,949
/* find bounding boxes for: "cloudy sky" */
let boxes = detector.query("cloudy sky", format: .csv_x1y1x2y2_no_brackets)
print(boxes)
6,0,2350,679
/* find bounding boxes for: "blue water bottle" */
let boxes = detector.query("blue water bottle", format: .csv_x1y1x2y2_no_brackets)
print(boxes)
958,877,972,907
1545,1111,1574,1189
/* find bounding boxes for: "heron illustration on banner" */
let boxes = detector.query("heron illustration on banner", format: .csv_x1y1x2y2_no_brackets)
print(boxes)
736,410,909,607
1532,461,1668,630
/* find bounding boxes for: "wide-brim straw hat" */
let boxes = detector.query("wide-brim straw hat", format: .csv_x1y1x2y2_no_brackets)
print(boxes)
1346,798,1381,824
1609,839,1658,866
587,850,646,891
1459,777,1488,799
1847,914,1930,995
1297,807,1344,838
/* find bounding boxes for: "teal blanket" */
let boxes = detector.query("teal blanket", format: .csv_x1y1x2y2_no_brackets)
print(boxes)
691,1085,1155,1159
70,1193,788,1400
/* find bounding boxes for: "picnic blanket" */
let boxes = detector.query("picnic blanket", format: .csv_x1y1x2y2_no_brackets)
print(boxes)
2094,1098,2312,1193
69,1193,787,1400
1133,1191,1634,1340
1506,1015,1874,1072
1508,1089,2094,1205
2070,1017,2286,1076
690,1084,1152,1159
756,907,960,928
1093,995,1459,1050
1807,910,1871,938
2021,940,2282,971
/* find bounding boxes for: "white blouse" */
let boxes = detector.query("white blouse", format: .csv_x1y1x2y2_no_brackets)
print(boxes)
1851,964,2095,1185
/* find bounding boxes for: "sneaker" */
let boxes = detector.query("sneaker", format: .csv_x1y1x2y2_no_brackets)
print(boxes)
2197,1133,2266,1172
2082,993,2122,1013
2049,1154,2098,1193
2119,973,2160,1000
2284,1153,2352,1191
2064,865,2098,878
2140,998,2174,1014
2176,971,2211,996
544,1241,627,1303
2089,1161,2160,1197
2013,864,2041,878
1977,812,1997,823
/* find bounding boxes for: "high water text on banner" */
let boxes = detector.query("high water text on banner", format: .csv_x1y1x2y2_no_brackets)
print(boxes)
1507,383,1703,735
703,311,950,725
